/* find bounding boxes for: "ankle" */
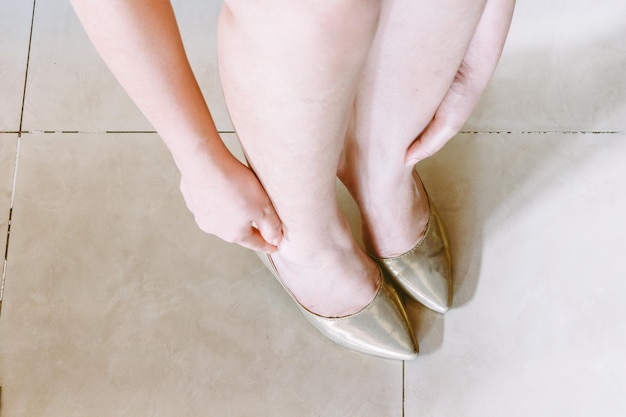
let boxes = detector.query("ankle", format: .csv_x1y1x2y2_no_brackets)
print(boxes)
276,230,359,268
276,210,355,255
356,173,430,258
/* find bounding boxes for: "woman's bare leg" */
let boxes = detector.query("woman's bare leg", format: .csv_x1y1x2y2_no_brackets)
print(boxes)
340,0,512,257
218,0,383,317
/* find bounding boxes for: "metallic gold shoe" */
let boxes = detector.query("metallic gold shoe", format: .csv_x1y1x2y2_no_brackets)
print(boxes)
370,198,452,313
256,253,418,360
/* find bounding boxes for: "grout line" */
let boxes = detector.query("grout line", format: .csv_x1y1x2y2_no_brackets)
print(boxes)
2,0,37,316
4,139,22,302
8,130,240,135
1,142,20,316
2,129,623,136
17,0,37,134
458,130,625,135
9,140,21,213
0,259,5,314
402,360,405,417
16,130,158,135
105,130,157,134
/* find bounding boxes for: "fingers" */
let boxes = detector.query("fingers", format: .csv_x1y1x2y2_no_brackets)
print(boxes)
404,67,479,166
405,70,473,167
255,205,284,247
181,178,283,252
239,202,283,253
405,0,515,167
237,226,280,253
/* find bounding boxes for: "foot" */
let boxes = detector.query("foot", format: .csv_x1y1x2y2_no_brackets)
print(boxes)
338,162,430,259
270,217,381,318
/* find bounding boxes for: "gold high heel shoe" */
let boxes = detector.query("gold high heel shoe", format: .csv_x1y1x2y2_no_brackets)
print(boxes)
370,187,452,314
256,253,418,360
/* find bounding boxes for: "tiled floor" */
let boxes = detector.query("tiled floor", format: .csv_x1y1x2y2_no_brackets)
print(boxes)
1,0,625,416
468,0,626,131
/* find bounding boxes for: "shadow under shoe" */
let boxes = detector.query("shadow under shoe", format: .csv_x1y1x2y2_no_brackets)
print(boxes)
371,201,452,314
256,252,418,361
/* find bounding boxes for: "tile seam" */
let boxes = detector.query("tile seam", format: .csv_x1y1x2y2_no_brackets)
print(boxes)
6,130,240,135
2,130,623,135
402,360,405,417
17,0,37,134
459,130,625,134
2,0,37,316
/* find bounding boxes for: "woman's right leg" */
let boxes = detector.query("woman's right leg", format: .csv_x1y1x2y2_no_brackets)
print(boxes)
217,0,383,317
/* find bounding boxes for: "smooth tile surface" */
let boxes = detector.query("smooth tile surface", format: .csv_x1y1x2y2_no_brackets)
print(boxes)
0,1,33,131
0,133,401,417
467,0,626,131
405,133,626,416
22,0,232,132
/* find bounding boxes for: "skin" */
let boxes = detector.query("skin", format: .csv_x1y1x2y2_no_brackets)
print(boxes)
71,0,283,254
71,0,515,317
341,0,516,258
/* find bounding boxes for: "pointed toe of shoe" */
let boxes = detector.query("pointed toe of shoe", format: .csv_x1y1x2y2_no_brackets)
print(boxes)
303,280,419,361
374,206,452,314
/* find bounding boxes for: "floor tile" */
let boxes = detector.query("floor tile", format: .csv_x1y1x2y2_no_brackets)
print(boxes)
22,0,232,132
0,133,401,417
405,132,626,416
0,1,33,131
467,0,626,131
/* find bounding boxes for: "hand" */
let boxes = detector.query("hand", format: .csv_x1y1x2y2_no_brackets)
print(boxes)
72,0,283,251
404,59,485,166
405,0,516,166
179,156,283,253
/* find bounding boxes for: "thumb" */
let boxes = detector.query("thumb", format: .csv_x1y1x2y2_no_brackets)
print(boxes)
254,206,284,248
238,227,280,253
405,120,457,167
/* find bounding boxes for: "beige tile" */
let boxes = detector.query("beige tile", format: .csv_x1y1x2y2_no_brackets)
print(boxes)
0,133,401,416
405,133,626,415
467,0,626,131
0,135,17,276
22,0,232,132
0,1,33,131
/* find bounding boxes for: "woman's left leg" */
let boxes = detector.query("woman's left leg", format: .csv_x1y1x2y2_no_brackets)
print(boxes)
339,0,488,258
